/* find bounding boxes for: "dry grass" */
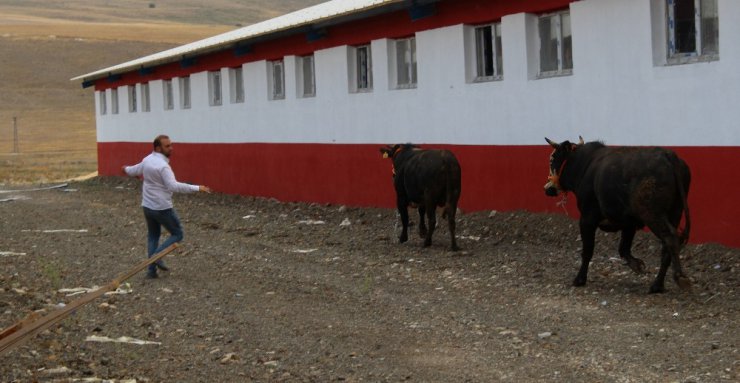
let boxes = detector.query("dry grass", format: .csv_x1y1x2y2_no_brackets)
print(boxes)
0,1,322,184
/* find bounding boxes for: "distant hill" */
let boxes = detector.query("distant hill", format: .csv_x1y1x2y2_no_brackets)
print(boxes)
0,0,325,27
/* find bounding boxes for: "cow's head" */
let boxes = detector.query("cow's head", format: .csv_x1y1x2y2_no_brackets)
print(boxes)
544,136,583,196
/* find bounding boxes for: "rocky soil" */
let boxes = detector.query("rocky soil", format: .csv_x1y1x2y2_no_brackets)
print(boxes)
0,177,737,382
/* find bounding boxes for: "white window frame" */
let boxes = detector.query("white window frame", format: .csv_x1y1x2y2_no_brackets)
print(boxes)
473,23,503,82
666,0,719,64
390,37,417,89
208,70,222,106
537,10,573,78
163,79,174,110
229,67,245,103
268,59,285,100
179,76,191,109
111,88,119,114
297,55,316,98
141,83,150,112
127,85,137,113
349,44,373,93
99,91,107,115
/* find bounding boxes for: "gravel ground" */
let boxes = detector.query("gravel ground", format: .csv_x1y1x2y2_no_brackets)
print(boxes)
0,177,737,382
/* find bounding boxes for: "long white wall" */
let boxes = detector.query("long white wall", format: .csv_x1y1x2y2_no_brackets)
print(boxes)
95,0,740,147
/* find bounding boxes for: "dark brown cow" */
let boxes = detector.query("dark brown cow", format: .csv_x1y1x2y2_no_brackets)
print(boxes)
380,144,461,251
544,137,691,293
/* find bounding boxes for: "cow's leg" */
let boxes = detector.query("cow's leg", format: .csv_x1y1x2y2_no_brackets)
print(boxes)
397,198,409,244
417,205,428,238
423,203,436,247
574,220,597,286
647,220,691,293
619,227,645,274
447,202,459,251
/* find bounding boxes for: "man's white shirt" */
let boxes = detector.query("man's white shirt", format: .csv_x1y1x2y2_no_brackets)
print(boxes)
124,152,199,210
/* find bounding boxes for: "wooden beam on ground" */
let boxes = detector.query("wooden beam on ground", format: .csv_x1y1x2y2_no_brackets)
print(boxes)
0,243,179,356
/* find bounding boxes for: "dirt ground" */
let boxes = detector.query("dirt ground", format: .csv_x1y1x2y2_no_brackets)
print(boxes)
0,177,737,382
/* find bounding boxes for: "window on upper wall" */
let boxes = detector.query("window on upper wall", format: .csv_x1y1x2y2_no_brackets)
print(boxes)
229,67,244,103
474,23,503,82
667,0,719,64
99,91,107,115
392,37,417,89
208,71,222,106
179,76,191,109
163,79,174,110
297,55,315,98
111,88,119,114
268,59,285,100
538,11,572,78
349,44,373,93
128,85,137,113
141,83,150,112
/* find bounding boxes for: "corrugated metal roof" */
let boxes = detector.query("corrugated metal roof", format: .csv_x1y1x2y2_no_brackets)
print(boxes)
71,0,404,82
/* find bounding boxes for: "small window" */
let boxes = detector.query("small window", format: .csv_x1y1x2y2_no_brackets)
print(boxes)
163,79,174,110
349,44,373,93
297,55,316,98
208,71,222,106
393,37,417,89
474,23,503,81
111,88,119,114
538,11,572,77
128,85,137,113
268,60,285,100
99,91,107,115
141,83,150,112
667,0,718,63
229,67,245,103
179,76,191,109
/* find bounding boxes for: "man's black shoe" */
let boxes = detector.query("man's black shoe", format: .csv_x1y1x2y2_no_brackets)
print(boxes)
156,262,169,271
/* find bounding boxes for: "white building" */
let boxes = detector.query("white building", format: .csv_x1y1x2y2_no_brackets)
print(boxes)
74,0,739,247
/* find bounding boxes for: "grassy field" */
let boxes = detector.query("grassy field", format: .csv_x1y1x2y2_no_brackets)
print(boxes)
0,0,322,184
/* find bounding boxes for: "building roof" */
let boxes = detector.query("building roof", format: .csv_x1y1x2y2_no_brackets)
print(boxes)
71,0,407,83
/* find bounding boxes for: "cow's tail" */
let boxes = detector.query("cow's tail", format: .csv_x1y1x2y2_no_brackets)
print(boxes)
443,159,462,220
673,158,691,246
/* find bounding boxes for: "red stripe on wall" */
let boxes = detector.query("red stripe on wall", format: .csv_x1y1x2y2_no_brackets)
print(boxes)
102,142,740,247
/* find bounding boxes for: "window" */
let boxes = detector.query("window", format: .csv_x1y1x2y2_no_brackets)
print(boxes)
474,23,503,81
349,44,373,93
163,79,174,110
208,71,222,106
297,55,315,98
268,60,285,100
128,85,137,113
229,67,245,103
111,88,119,114
393,37,417,88
538,11,572,77
667,0,718,63
179,76,191,109
99,91,107,115
141,83,150,112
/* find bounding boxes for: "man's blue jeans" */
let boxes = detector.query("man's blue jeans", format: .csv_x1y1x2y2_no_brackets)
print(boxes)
143,207,184,276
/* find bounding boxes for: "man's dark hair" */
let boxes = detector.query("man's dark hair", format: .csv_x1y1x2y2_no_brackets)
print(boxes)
153,135,170,150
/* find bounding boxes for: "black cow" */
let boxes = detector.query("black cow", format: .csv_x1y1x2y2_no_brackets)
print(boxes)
380,144,462,251
544,137,691,293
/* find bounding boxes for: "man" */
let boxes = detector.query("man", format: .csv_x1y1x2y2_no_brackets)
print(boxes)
122,135,211,279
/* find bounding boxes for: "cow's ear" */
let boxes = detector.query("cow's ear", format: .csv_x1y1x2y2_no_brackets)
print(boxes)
545,137,558,148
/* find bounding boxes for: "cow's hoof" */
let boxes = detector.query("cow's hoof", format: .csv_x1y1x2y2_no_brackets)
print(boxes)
399,235,408,243
572,276,587,287
450,245,460,252
626,258,646,274
674,275,692,290
423,240,432,247
418,228,428,238
648,283,666,294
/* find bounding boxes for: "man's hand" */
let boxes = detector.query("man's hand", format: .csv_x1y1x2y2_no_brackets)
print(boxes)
121,166,128,175
199,185,212,193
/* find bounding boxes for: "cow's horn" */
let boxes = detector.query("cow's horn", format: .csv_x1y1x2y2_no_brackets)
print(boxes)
578,136,584,145
545,137,558,148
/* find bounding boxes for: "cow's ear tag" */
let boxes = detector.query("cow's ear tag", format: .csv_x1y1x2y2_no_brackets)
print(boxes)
382,152,389,158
